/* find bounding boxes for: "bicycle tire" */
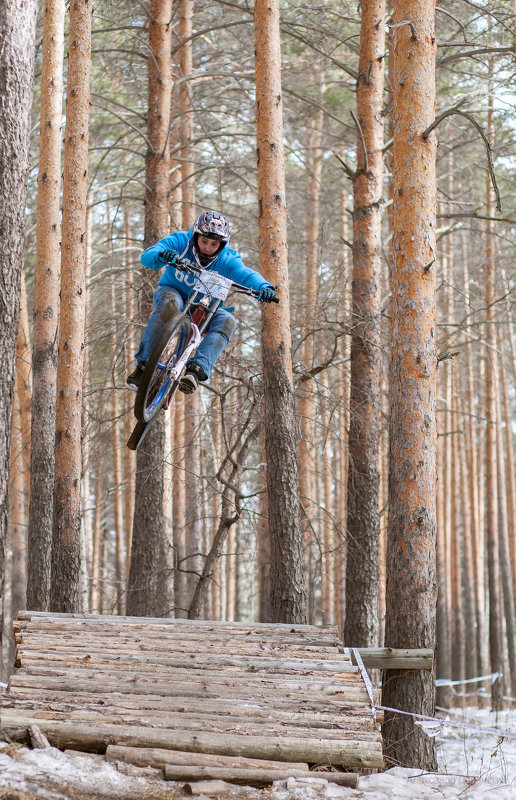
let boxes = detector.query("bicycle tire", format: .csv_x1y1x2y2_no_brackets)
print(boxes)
134,313,191,423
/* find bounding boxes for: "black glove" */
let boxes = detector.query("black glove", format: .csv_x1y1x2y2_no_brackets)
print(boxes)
257,286,276,303
157,249,176,265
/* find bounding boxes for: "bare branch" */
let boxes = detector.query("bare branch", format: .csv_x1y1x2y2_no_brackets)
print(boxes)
333,149,356,180
350,110,368,175
422,107,502,212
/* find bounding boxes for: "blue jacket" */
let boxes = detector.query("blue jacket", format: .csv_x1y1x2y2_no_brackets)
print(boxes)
140,229,273,299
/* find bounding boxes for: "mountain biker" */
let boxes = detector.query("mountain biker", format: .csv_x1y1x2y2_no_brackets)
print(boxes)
126,210,276,394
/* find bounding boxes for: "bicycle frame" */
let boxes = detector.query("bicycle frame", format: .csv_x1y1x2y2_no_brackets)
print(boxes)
128,258,277,450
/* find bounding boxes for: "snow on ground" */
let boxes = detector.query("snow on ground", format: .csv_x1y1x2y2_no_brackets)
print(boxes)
1,708,516,799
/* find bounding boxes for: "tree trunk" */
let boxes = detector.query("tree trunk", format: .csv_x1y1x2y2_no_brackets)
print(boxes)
123,192,136,580
110,267,126,615
0,0,37,638
173,398,187,616
15,271,32,507
382,0,438,770
27,0,64,613
344,0,385,648
254,0,306,623
484,65,504,710
50,0,92,612
461,228,484,684
10,393,27,625
495,328,516,698
297,99,323,621
127,0,172,617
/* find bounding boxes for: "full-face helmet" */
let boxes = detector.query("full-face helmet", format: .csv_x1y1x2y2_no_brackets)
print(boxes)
192,211,230,265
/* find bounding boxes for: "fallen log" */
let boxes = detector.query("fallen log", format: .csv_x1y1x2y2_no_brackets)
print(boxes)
183,779,229,795
105,744,310,771
164,765,359,788
1,713,384,768
4,706,381,742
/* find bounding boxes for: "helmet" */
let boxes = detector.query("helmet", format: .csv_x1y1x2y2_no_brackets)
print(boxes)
193,211,230,244
192,211,231,266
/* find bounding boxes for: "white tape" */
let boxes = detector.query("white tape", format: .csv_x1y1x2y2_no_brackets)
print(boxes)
378,704,516,740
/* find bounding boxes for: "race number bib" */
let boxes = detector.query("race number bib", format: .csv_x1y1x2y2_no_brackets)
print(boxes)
194,270,232,301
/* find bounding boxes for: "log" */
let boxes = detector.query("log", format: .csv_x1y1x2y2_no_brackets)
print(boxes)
8,671,368,703
353,647,434,670
15,629,345,652
105,744,310,771
28,723,50,749
15,611,339,637
4,687,380,729
164,765,360,788
4,706,381,742
0,713,385,768
183,780,229,795
15,648,358,675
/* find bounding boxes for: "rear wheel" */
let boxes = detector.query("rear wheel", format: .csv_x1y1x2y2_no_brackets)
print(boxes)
134,314,191,423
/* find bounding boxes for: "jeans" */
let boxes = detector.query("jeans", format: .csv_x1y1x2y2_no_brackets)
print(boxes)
135,285,237,378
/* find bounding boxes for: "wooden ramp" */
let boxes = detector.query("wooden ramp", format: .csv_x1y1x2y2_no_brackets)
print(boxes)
1,612,384,787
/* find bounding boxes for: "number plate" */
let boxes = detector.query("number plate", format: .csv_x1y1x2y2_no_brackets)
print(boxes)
193,270,232,301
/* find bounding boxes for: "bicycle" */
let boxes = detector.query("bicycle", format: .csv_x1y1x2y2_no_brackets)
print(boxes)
127,257,278,450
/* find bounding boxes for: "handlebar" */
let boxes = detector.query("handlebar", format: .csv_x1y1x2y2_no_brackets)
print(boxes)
165,255,279,304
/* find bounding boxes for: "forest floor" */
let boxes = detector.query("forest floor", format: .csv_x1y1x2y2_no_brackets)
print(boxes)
1,707,515,800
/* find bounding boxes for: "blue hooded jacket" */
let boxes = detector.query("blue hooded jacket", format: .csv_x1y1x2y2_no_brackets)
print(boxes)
140,228,273,299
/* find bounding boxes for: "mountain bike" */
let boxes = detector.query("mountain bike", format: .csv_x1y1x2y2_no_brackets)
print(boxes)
127,258,278,450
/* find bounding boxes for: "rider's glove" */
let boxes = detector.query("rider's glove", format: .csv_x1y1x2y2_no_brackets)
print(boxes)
157,249,176,265
257,286,276,303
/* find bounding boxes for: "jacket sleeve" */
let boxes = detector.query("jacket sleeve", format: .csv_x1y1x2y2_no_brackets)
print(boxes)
140,232,187,269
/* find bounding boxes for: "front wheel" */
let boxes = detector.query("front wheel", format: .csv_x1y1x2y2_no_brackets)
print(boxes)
134,313,191,423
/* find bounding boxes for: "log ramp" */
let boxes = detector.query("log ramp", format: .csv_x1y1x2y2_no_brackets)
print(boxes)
1,612,386,790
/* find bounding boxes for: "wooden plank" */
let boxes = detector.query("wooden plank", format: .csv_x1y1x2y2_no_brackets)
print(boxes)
163,765,359,788
353,647,434,670
0,713,384,768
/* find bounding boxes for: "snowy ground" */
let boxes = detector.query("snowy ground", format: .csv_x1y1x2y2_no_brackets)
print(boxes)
1,708,516,799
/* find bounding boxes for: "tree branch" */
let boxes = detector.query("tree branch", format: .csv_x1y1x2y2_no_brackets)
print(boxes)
350,110,368,175
422,107,502,212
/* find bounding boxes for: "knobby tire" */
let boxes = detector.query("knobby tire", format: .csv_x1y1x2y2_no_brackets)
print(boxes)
134,313,191,423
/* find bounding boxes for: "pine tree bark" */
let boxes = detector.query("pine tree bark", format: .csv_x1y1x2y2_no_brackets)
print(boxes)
484,67,504,710
381,0,438,770
10,393,27,624
50,0,92,612
27,0,64,612
344,0,385,648
127,0,172,617
254,0,306,623
0,0,38,637
110,266,126,615
123,192,136,580
495,328,516,698
15,272,32,508
297,100,323,620
461,230,484,683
